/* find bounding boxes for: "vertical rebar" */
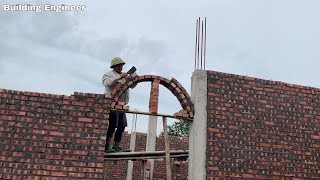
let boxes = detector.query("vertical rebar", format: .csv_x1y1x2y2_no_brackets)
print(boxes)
201,20,204,69
204,17,207,70
197,17,200,69
194,19,198,70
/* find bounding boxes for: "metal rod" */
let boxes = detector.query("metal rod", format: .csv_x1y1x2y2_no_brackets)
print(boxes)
163,117,172,180
204,17,207,70
194,19,198,70
197,17,200,69
201,20,204,69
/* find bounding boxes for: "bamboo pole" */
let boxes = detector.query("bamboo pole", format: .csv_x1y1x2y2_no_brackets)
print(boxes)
163,117,172,180
141,160,146,180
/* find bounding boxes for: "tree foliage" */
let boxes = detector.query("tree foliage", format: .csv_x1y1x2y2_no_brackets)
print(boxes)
167,120,190,137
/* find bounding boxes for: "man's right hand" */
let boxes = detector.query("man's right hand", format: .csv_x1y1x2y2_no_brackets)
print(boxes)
120,73,128,78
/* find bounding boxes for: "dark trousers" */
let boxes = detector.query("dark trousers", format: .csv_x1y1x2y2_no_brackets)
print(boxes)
106,111,127,142
107,126,125,142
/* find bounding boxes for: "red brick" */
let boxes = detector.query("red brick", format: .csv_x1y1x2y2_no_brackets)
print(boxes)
310,135,320,140
12,152,23,157
243,174,254,178
49,131,64,136
72,101,86,107
255,175,269,179
284,173,295,177
260,143,271,147
229,125,238,129
23,91,40,96
272,144,283,148
0,115,15,120
115,105,123,109
264,121,275,126
111,101,116,108
304,106,313,110
51,171,67,177
78,117,93,123
118,101,125,106
32,130,47,135
74,150,88,155
208,128,220,133
265,105,274,108
208,167,219,171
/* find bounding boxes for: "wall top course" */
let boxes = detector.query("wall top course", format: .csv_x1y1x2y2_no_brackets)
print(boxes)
207,70,320,91
0,88,113,100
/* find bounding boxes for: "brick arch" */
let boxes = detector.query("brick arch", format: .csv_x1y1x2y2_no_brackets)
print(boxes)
110,74,194,119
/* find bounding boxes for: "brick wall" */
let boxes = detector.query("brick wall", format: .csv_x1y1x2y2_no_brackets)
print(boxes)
103,132,189,180
0,88,188,179
0,89,110,179
207,70,320,179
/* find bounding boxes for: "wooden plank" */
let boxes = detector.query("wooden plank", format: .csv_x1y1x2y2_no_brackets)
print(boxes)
104,154,188,161
111,109,193,121
104,150,188,158
163,116,172,180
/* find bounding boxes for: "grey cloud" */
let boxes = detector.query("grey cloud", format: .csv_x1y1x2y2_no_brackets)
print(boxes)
79,37,129,61
123,37,174,78
0,6,172,96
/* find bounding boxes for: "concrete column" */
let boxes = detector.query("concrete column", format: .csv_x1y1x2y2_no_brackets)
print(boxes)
188,70,207,180
146,115,157,180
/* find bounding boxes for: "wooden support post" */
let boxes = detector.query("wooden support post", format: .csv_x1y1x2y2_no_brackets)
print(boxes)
163,116,172,180
140,160,147,180
102,160,107,180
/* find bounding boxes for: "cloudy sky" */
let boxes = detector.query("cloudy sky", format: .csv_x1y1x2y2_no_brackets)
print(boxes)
1,0,319,133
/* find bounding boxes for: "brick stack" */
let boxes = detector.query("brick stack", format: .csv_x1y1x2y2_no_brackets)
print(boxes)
114,101,130,111
0,89,111,179
110,74,194,119
149,79,160,114
173,109,190,118
110,72,139,109
207,70,320,179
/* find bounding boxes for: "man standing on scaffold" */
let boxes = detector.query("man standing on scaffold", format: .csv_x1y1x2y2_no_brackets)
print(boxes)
102,57,136,152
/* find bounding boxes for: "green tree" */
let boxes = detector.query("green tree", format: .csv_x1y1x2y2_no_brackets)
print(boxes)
167,120,190,137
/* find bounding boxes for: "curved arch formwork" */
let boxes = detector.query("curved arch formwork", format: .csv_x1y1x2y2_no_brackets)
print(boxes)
109,73,194,119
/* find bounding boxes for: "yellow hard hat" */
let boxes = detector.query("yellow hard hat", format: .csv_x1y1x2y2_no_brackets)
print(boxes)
110,57,125,68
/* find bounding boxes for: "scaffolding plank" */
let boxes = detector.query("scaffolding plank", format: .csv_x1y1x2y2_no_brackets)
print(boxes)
111,109,193,121
104,150,188,158
104,154,188,161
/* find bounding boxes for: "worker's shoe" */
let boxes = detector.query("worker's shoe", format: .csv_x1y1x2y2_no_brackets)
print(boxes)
112,146,122,152
105,144,112,153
